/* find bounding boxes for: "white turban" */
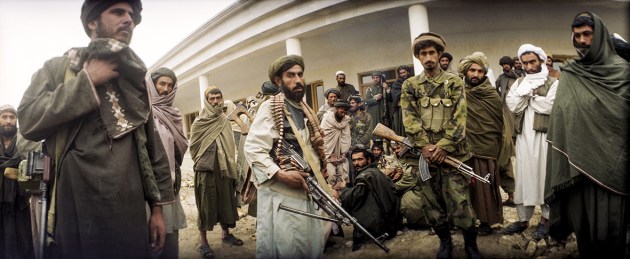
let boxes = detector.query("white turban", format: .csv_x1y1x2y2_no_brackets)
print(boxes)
336,70,345,76
517,44,547,62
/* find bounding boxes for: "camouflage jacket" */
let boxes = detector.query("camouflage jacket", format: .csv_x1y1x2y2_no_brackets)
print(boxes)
400,70,471,160
350,110,372,147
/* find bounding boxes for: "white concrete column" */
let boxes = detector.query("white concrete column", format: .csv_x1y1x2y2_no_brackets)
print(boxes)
198,75,209,108
408,5,429,75
285,38,302,56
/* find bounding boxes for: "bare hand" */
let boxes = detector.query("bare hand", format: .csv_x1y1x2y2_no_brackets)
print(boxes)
421,145,433,160
149,206,166,255
274,169,310,192
429,146,447,164
383,82,389,90
84,58,119,86
392,167,403,181
375,93,383,100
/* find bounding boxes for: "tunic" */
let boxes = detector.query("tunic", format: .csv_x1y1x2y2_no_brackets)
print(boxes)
365,84,388,131
334,83,359,102
244,99,325,259
18,46,174,258
0,135,34,259
320,111,351,189
506,68,558,206
465,78,504,225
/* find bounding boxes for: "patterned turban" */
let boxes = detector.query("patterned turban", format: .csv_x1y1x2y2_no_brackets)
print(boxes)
150,67,177,85
458,52,490,76
517,44,547,62
412,32,446,58
81,0,143,37
0,104,16,115
268,55,305,82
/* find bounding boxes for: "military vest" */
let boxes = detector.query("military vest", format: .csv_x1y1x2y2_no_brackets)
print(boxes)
513,76,556,134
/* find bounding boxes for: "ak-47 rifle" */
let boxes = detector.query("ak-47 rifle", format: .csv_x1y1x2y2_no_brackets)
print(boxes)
372,123,490,184
277,142,391,253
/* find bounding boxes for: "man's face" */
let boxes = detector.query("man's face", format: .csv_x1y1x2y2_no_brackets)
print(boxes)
514,59,523,70
352,152,371,171
520,53,542,74
336,74,346,86
418,46,440,71
276,65,305,102
334,107,347,121
398,69,409,79
90,2,136,44
573,25,594,49
155,76,174,96
372,147,382,157
371,75,381,85
349,99,359,112
392,144,404,157
207,93,223,107
501,64,512,73
465,63,486,87
0,112,17,137
546,57,554,67
439,57,451,70
326,93,338,106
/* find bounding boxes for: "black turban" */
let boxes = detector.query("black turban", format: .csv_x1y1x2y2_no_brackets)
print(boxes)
261,81,280,96
81,0,143,37
441,52,453,61
499,56,514,67
151,67,177,85
333,100,350,109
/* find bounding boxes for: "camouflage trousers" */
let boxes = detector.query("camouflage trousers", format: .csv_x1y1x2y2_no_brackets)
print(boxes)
419,166,476,230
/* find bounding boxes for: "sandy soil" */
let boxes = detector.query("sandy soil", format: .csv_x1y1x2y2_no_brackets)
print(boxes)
176,152,579,259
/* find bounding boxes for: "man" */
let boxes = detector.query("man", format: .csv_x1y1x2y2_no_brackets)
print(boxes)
513,57,527,77
340,148,400,251
190,86,243,258
400,32,480,259
0,105,34,259
545,12,630,258
458,53,506,236
321,100,351,190
333,71,359,101
365,72,390,131
147,68,188,258
545,54,561,79
371,141,385,168
439,52,455,74
348,95,372,150
390,141,428,229
390,65,411,136
244,55,328,258
17,1,174,257
495,56,519,102
503,44,558,241
317,88,340,122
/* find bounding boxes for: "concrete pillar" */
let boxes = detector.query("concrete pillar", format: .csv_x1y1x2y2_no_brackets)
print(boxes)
286,38,302,56
198,75,209,108
408,5,429,75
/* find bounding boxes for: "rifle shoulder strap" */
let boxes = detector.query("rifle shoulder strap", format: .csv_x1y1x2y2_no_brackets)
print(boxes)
284,108,333,196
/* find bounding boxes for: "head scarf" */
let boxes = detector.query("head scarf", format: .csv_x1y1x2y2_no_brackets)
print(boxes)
189,86,237,180
412,32,446,58
518,43,547,64
81,0,142,37
268,55,305,82
458,52,490,76
0,104,17,116
151,67,177,86
146,71,187,177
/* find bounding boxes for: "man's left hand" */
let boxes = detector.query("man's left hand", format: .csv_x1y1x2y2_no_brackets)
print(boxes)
429,146,447,164
149,205,166,255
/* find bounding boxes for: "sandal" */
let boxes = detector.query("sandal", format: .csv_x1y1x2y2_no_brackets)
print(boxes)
500,222,528,235
197,244,214,259
222,234,244,246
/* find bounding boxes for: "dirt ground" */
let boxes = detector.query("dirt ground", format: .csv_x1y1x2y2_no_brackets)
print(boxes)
176,152,579,259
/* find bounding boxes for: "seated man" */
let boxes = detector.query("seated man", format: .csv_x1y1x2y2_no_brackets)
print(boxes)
390,142,429,229
339,148,401,250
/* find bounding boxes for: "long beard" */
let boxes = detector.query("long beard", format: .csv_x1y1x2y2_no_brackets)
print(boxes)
281,85,305,102
465,76,485,87
0,125,17,138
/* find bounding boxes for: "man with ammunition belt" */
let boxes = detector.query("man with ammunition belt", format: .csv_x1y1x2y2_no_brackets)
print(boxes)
244,55,328,258
400,32,481,259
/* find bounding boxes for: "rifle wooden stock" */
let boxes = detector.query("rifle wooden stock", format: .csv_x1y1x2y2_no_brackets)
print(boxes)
228,105,254,135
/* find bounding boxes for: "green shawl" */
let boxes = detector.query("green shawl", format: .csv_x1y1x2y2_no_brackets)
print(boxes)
189,98,238,180
546,12,630,199
465,78,503,159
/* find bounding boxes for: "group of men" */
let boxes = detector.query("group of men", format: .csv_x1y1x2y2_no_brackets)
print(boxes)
0,0,627,258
